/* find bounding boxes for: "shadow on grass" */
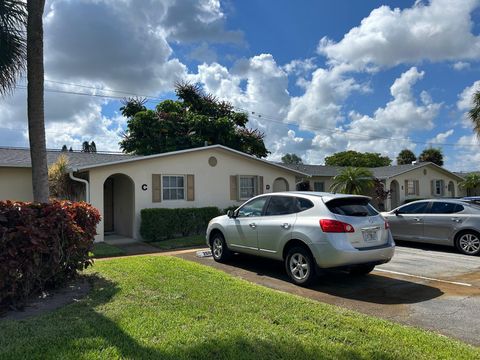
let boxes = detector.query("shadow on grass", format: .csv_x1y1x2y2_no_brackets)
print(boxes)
1,274,403,360
191,253,444,305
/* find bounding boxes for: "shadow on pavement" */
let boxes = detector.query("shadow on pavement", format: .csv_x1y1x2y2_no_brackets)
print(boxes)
199,253,444,305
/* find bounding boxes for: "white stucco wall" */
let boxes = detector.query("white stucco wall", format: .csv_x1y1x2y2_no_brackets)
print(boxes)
0,167,33,201
86,147,299,242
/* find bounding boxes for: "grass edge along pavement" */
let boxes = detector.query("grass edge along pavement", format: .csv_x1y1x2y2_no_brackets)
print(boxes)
149,235,206,250
0,256,478,359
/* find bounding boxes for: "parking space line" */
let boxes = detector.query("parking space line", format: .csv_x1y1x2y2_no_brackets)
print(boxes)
375,268,473,287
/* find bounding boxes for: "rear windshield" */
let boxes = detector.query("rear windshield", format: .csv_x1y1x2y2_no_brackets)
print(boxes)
326,198,378,217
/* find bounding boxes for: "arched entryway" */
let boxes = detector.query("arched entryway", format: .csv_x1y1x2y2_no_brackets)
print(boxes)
103,173,135,238
273,177,289,192
390,180,400,209
448,181,455,197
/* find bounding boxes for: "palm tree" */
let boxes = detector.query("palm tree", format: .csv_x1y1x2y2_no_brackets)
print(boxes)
459,173,480,196
469,91,480,137
27,0,49,202
330,167,374,195
0,0,26,95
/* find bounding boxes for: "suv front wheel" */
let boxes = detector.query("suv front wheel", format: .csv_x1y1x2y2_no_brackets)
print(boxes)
285,246,316,286
211,233,232,262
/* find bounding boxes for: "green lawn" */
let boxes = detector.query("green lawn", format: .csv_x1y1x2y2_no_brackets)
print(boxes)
150,235,206,250
0,256,478,359
90,242,126,258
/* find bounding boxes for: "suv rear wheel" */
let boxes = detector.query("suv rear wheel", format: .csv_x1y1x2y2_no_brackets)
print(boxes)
211,233,232,262
285,246,316,286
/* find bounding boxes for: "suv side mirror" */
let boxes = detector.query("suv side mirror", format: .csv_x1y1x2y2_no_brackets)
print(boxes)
227,210,235,218
394,209,400,216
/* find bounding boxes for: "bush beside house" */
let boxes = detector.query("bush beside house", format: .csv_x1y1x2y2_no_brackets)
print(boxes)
0,201,101,309
140,207,221,242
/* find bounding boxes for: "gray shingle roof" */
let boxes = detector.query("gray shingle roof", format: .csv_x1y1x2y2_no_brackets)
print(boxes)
0,147,136,169
280,162,463,180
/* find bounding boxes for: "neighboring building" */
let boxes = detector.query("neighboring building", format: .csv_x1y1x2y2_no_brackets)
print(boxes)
282,162,465,211
0,145,306,242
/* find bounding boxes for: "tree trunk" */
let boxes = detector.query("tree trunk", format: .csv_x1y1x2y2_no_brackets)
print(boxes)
27,0,49,203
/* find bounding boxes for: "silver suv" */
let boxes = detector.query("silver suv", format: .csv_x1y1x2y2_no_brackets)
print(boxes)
206,192,395,285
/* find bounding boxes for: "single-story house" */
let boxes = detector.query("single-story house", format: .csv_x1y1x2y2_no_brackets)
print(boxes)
282,162,465,211
0,145,307,242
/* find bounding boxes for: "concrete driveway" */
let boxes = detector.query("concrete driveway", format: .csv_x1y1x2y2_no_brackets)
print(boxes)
176,242,480,346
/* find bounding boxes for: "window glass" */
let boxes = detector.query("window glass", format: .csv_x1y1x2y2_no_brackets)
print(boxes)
296,197,314,212
314,182,325,192
239,176,257,199
406,180,417,195
434,180,444,196
429,202,464,214
326,198,378,217
162,175,185,200
237,197,267,217
397,202,429,214
265,196,296,216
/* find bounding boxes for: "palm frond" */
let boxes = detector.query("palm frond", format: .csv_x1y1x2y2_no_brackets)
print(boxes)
0,0,27,95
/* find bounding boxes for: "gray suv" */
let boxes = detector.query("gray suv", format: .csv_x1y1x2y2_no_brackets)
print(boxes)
206,192,395,285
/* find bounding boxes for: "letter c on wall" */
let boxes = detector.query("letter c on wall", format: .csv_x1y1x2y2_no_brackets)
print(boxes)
142,184,148,191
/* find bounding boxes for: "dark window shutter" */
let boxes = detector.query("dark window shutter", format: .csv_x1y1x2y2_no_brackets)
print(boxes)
405,180,408,196
230,175,238,201
415,180,420,196
258,176,264,194
152,174,161,202
187,174,195,201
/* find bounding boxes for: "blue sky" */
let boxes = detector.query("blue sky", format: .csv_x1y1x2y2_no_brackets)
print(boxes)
1,0,480,171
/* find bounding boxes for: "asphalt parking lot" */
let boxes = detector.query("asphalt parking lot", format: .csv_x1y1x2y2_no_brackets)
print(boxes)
176,242,480,346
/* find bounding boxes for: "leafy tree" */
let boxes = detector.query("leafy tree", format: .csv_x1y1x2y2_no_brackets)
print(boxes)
61,144,68,152
459,173,480,196
330,167,374,195
69,147,73,152
325,150,391,167
120,82,269,157
396,149,417,165
281,153,303,165
81,141,97,153
419,147,443,166
469,91,480,138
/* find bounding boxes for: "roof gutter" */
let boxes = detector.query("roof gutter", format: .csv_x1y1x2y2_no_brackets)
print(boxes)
69,171,90,203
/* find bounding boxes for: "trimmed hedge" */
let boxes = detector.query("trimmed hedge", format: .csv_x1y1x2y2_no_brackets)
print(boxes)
141,207,221,242
0,200,101,309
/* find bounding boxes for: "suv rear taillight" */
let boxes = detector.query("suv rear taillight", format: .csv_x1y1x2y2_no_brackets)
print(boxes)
385,221,390,229
320,219,355,233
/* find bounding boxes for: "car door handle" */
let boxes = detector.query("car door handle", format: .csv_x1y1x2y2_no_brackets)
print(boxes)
451,218,461,223
413,218,421,222
249,223,256,229
280,223,291,229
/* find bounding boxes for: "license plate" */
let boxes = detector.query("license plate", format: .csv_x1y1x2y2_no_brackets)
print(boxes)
363,231,378,242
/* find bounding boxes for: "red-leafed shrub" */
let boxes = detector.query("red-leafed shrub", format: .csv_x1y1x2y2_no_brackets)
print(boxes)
0,200,101,309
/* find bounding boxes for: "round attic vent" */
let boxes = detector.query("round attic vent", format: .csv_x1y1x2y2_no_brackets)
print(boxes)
208,156,217,167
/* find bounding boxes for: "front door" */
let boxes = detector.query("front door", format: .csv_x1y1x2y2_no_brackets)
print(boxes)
104,178,114,233
387,201,429,241
224,196,268,253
